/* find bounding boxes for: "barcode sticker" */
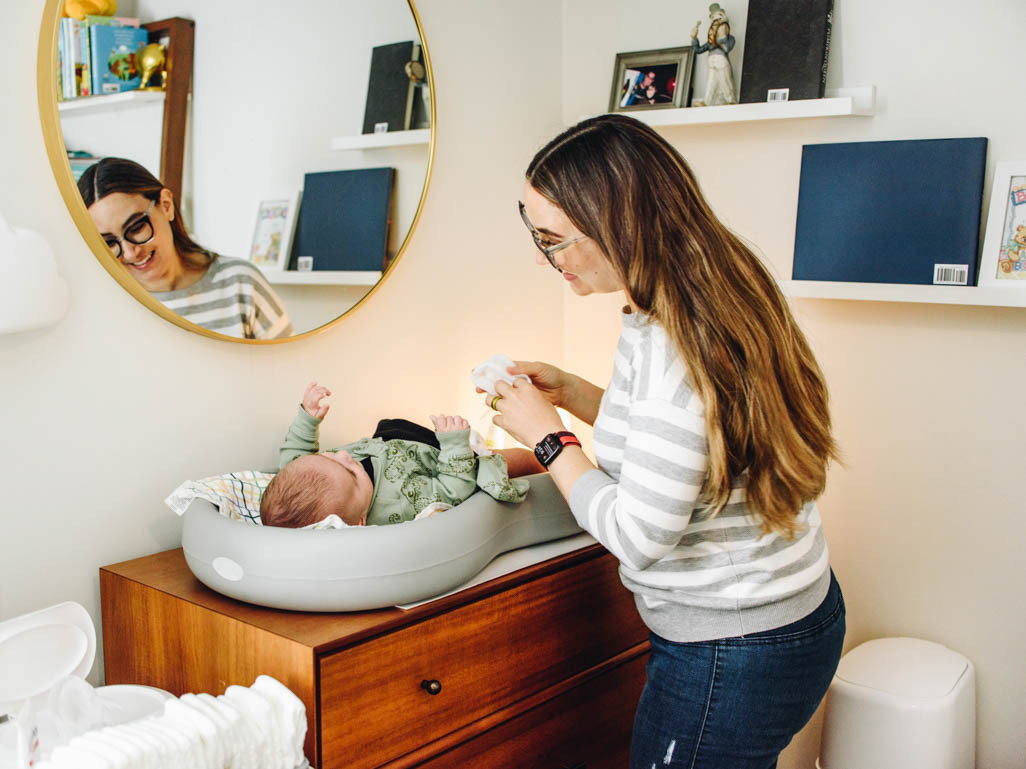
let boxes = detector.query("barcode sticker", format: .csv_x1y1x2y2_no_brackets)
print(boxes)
767,88,790,103
933,264,969,285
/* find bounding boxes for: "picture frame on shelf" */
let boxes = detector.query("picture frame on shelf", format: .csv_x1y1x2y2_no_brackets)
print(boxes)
979,161,1026,287
608,46,693,113
248,192,301,272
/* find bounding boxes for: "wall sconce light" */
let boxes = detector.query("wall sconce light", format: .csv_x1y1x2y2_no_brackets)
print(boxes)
0,212,70,334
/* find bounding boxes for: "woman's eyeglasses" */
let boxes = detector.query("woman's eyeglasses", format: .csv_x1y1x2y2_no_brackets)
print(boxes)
518,201,585,272
103,200,156,260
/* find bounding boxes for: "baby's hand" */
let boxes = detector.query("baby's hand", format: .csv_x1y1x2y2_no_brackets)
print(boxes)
302,381,331,419
429,414,469,433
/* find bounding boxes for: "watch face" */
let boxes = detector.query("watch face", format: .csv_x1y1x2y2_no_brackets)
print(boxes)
535,434,561,466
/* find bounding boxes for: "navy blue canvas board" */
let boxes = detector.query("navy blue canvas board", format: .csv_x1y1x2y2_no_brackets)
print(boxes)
291,167,395,271
792,138,987,285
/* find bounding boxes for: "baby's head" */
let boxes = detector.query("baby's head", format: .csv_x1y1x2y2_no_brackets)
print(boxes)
260,451,374,528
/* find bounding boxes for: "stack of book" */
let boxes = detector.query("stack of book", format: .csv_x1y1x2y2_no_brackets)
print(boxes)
57,15,148,100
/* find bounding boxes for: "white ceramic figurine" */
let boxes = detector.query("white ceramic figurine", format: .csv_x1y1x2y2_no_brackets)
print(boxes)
691,2,737,107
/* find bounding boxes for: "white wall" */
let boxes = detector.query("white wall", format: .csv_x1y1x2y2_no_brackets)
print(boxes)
1,0,564,687
561,1,1026,768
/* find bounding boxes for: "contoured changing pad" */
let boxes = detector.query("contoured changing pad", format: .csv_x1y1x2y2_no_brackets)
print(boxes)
180,472,583,612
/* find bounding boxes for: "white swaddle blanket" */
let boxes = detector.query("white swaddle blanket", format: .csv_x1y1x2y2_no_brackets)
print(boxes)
35,676,307,769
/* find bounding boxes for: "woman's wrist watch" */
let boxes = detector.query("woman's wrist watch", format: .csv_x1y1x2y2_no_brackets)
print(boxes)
534,431,581,467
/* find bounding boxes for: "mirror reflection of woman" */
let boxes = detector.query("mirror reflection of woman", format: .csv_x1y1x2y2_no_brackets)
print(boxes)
79,158,293,340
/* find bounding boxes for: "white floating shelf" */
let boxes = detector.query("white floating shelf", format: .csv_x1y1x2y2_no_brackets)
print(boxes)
781,280,1026,308
614,86,875,128
329,129,430,150
266,270,382,287
58,90,166,117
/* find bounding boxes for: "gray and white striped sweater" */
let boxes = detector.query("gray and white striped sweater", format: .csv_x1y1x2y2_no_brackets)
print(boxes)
569,310,830,642
152,255,293,340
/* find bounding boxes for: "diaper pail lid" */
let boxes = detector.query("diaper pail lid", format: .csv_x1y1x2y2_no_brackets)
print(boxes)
836,637,969,699
0,602,96,707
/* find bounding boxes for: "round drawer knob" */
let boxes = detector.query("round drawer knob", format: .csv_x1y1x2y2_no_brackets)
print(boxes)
420,679,442,695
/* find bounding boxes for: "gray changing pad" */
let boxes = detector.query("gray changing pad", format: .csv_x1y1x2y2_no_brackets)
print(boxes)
180,472,583,612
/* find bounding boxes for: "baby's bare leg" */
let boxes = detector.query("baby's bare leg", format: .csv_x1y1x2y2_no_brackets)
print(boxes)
497,448,546,477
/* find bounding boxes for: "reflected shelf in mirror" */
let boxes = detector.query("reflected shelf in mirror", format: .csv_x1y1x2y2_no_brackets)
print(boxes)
58,90,166,117
329,129,430,151
266,271,382,286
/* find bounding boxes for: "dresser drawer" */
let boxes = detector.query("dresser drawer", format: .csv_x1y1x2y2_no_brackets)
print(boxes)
319,553,646,769
413,649,648,769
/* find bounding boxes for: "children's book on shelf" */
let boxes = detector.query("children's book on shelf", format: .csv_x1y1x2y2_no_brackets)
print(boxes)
59,18,89,99
67,151,102,182
89,21,149,95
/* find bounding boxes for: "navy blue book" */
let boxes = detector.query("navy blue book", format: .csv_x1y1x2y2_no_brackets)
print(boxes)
792,138,988,285
291,168,395,271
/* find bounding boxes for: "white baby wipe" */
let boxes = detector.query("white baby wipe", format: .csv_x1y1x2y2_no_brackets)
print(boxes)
470,353,530,396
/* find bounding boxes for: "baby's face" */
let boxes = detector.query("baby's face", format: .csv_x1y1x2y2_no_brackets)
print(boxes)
313,451,374,525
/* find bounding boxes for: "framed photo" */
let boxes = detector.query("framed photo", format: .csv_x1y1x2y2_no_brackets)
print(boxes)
979,161,1026,287
249,192,301,271
608,46,694,113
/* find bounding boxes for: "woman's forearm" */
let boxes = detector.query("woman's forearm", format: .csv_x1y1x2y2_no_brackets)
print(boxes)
562,373,604,426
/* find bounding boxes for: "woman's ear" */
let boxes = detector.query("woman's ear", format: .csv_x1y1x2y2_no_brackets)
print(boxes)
159,187,175,221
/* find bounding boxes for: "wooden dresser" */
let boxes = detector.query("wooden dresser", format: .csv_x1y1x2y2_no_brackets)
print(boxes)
100,545,649,768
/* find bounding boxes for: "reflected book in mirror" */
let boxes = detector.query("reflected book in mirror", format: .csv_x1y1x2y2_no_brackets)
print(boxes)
291,168,395,272
362,41,421,134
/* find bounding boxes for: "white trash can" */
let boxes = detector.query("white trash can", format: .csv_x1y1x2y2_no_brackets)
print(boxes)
817,637,975,769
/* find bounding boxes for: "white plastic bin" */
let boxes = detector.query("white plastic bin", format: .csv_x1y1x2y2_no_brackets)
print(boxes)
817,637,974,769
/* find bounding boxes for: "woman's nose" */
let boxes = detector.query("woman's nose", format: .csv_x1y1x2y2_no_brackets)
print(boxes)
121,240,146,263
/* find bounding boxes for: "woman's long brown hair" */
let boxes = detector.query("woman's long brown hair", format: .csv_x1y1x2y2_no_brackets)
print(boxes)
78,157,212,270
527,114,839,537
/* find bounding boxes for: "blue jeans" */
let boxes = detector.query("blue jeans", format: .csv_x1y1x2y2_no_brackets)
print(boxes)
630,572,845,769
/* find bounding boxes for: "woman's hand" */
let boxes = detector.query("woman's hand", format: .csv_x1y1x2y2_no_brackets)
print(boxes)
430,414,469,433
508,360,569,408
488,378,566,449
301,382,331,419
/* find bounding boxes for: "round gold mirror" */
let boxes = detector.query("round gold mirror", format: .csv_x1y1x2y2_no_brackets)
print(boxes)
37,0,434,343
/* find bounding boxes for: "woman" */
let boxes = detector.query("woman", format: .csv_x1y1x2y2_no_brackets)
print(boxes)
79,158,292,340
490,114,844,769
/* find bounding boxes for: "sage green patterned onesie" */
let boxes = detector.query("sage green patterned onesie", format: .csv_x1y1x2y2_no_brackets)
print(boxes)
277,407,529,526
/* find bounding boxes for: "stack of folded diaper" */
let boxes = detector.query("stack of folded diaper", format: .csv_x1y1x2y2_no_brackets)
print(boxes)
36,676,307,769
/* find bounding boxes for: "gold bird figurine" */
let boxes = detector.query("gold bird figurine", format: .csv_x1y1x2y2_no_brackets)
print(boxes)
136,43,167,91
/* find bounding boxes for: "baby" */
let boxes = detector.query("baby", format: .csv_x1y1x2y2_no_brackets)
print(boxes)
260,382,542,528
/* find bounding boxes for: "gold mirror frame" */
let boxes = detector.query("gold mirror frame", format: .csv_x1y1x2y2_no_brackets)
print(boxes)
36,0,435,345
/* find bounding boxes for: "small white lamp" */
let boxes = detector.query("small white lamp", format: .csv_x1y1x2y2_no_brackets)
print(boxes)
0,212,70,333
